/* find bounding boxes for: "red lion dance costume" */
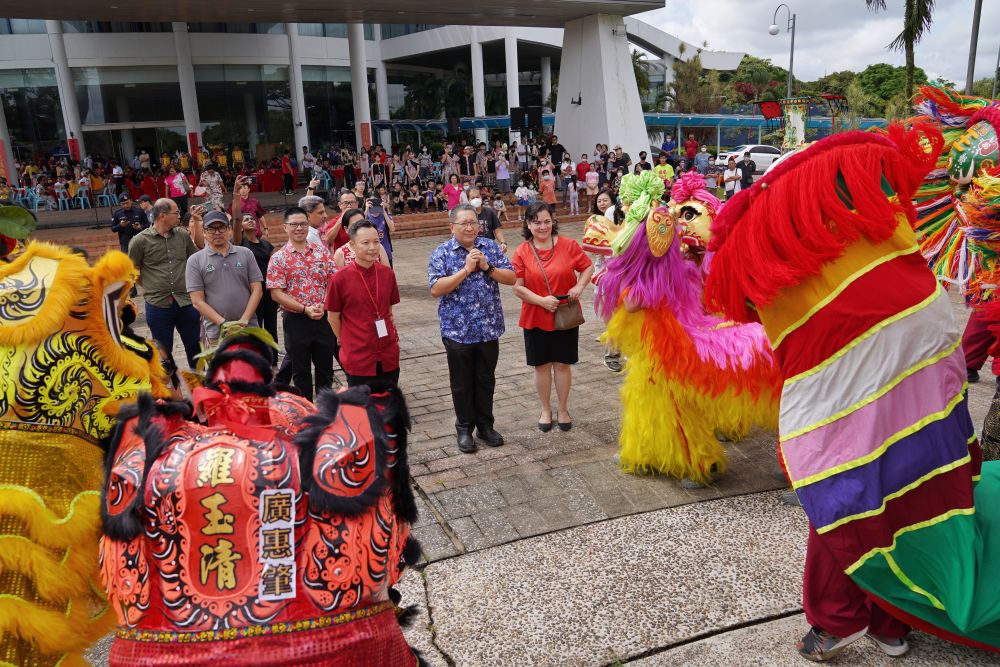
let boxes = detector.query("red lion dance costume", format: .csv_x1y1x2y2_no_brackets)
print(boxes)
99,334,423,666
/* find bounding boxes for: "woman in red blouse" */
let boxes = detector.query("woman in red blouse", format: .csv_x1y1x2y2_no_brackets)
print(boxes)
512,202,594,432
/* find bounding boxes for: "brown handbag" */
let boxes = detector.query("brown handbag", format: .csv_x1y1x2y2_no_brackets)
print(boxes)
528,238,585,331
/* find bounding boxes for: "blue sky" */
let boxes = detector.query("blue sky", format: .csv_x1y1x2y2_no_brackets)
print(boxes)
636,0,1000,87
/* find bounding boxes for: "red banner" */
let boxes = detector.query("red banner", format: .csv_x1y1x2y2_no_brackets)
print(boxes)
360,123,372,150
188,132,200,158
68,136,80,162
0,139,11,185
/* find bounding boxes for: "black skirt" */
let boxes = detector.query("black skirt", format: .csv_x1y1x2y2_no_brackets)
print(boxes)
523,327,579,366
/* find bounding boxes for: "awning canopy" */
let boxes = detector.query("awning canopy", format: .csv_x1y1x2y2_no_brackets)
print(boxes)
372,112,887,132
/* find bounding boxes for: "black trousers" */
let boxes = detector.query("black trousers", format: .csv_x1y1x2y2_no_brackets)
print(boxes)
345,362,400,393
283,173,295,192
256,290,279,348
282,311,339,401
442,337,499,431
174,194,189,217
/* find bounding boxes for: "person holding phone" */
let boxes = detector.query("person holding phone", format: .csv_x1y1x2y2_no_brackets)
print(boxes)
227,175,267,238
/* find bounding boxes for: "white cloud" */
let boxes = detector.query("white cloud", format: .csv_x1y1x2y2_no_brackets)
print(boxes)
635,0,1000,88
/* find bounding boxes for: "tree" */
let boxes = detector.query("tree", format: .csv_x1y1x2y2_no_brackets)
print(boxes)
970,77,995,99
844,80,878,130
865,0,937,100
664,44,720,114
807,70,857,96
856,62,926,112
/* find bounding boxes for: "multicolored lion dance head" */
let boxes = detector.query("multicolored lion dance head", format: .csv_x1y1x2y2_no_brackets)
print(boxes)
596,171,780,485
908,85,1000,303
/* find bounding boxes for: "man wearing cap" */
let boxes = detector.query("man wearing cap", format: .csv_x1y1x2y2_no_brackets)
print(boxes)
110,193,148,253
186,211,263,347
137,195,154,224
611,145,632,173
128,199,205,369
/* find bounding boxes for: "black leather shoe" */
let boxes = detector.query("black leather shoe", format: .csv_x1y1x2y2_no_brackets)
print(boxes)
457,429,477,454
476,426,504,447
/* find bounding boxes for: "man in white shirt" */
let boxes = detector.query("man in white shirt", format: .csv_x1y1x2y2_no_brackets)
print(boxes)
722,157,743,201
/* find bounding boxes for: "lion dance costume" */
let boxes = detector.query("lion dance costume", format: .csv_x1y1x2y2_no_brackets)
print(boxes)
906,86,1000,461
594,170,781,485
99,332,422,665
706,127,1000,651
0,239,165,666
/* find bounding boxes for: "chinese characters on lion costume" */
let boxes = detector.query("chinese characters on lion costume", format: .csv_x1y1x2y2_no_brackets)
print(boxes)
592,170,781,486
0,230,168,666
99,332,424,666
706,126,1000,651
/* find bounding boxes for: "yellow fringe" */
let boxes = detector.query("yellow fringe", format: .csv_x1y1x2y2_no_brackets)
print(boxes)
0,487,101,549
607,308,778,484
0,535,99,603
0,591,115,656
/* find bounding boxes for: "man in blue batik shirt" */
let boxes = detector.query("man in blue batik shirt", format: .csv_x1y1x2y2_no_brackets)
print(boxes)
428,203,516,454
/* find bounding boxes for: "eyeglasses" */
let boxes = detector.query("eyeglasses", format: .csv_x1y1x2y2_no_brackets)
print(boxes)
285,222,309,228
451,221,477,229
205,226,228,234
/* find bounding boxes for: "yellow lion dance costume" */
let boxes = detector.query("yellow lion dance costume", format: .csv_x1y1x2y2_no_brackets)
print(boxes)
0,229,166,666
593,171,782,485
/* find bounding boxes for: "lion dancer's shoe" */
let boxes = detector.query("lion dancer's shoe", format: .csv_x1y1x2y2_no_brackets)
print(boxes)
99,333,424,666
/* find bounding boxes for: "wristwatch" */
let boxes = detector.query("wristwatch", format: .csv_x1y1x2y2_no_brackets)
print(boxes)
485,262,496,276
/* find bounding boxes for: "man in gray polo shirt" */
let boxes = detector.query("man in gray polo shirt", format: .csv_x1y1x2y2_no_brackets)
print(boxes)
186,211,263,346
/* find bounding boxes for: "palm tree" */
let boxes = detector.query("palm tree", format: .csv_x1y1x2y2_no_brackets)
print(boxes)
865,0,936,100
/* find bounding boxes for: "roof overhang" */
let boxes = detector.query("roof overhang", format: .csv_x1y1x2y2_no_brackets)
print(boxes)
8,1,664,27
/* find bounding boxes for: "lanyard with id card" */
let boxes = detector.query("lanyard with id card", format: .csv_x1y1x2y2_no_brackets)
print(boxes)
357,263,389,338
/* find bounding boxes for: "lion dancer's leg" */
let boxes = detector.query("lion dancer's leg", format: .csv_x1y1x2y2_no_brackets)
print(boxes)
799,525,909,660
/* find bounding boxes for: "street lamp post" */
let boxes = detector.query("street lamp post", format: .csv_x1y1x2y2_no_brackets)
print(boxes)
769,4,796,98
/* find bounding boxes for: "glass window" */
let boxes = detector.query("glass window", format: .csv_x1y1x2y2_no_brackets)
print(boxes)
0,19,46,34
302,65,378,149
187,23,283,34
380,24,443,39
297,23,373,39
0,68,66,161
194,64,293,162
62,21,173,33
72,66,184,125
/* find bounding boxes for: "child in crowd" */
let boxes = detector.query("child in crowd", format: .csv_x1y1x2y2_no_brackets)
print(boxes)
434,182,448,211
406,183,423,213
568,175,580,215
493,192,509,222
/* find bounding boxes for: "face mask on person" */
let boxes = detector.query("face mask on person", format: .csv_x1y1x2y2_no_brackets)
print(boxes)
543,174,552,181
518,181,524,186
470,197,483,208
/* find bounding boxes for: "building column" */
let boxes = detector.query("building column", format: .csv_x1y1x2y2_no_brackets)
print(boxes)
45,20,85,159
554,14,647,166
244,92,259,158
172,22,201,156
285,22,310,165
504,36,520,146
374,25,393,148
540,56,552,111
470,27,487,144
0,102,18,186
347,22,373,151
115,96,135,163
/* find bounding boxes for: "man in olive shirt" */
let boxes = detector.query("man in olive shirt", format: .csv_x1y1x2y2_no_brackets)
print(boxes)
128,198,205,368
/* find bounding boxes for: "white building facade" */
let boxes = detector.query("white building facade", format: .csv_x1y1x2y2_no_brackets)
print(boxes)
0,17,743,183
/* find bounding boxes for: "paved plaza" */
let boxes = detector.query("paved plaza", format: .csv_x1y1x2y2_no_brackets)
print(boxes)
84,222,1000,665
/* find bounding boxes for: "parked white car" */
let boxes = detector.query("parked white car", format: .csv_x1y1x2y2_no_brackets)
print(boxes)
718,144,782,174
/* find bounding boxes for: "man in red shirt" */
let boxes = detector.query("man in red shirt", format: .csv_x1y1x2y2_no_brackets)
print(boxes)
326,218,401,390
266,206,337,400
322,189,356,252
685,133,699,160
281,150,295,195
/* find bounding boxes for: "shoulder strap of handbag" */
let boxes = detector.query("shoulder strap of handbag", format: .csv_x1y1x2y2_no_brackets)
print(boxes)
528,237,558,297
